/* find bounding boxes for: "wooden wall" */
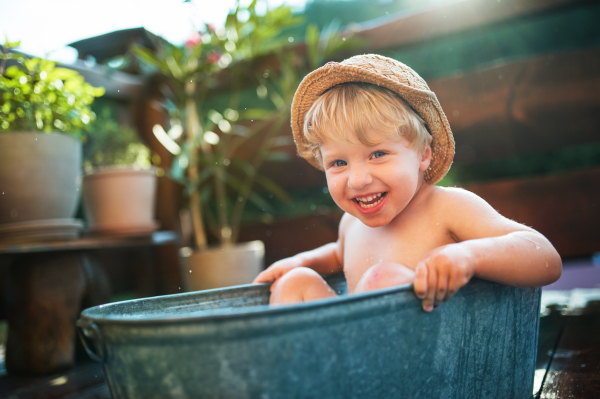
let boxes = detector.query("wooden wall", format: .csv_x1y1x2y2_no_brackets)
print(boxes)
467,168,600,259
431,47,600,165
249,45,600,263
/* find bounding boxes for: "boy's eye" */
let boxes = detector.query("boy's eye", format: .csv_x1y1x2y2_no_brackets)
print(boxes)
333,160,347,167
372,151,386,159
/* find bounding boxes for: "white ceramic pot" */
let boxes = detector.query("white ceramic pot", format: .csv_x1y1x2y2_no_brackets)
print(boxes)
0,132,82,224
179,240,265,291
82,167,158,235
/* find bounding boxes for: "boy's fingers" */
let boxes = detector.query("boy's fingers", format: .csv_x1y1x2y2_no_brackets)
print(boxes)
252,271,268,284
254,269,278,284
434,272,448,308
423,266,437,312
413,263,428,299
269,277,281,292
444,269,457,302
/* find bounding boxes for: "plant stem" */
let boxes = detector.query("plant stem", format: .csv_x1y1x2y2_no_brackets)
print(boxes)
214,163,231,245
186,78,207,250
213,65,242,246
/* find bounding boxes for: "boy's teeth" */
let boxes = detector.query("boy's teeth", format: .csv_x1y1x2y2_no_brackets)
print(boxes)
356,193,385,208
357,193,382,202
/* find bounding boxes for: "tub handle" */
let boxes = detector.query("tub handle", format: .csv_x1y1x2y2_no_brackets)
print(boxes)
76,319,105,363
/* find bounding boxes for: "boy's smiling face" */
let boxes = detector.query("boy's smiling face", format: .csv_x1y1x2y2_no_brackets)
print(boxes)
320,127,432,228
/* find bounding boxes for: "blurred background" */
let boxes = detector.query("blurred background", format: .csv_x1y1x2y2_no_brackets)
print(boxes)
0,0,599,391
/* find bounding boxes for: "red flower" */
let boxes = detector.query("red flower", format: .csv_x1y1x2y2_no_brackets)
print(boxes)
207,52,221,64
185,32,202,48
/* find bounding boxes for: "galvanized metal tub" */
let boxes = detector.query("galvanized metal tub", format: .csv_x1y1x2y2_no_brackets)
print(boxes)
77,275,540,399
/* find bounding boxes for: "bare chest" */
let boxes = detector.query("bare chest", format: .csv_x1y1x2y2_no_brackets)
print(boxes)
342,217,454,293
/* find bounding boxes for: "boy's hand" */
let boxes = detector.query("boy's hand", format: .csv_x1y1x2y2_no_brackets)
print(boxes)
252,257,303,291
413,243,475,312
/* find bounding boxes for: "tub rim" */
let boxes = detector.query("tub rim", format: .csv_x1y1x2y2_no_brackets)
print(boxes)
79,281,419,326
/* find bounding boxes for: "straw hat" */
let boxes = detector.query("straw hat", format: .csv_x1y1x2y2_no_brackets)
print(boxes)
290,54,454,184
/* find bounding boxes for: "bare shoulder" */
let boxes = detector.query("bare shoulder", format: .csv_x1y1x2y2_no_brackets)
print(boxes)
429,186,535,240
413,185,487,216
430,186,493,210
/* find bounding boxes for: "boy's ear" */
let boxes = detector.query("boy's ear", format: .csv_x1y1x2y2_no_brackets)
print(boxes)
419,145,432,172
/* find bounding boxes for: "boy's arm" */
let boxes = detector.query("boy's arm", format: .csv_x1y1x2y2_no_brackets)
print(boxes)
414,188,562,311
252,243,342,285
252,214,350,284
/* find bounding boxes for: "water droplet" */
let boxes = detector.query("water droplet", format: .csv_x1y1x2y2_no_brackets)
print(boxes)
189,270,192,273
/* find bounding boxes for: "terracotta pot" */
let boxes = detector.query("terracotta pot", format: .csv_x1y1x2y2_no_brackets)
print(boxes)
179,240,265,291
0,132,82,224
82,167,158,235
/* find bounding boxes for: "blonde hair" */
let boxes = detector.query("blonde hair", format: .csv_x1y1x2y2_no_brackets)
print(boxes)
301,83,431,166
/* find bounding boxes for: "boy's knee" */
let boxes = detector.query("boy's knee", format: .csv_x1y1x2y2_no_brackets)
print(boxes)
280,267,321,285
270,267,331,304
355,262,415,293
271,267,320,297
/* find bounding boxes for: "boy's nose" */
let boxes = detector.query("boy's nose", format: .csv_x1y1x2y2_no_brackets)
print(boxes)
347,166,373,189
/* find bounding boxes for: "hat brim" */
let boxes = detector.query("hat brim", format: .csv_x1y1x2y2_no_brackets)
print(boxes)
291,61,454,184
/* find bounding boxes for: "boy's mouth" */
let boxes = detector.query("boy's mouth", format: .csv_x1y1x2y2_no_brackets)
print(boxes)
354,192,387,209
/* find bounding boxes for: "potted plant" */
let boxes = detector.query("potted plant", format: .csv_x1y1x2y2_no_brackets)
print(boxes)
80,104,158,236
133,1,364,290
0,39,104,241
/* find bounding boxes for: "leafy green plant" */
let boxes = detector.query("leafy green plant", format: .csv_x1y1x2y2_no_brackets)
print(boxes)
133,1,301,248
82,105,151,172
133,1,365,249
0,39,105,137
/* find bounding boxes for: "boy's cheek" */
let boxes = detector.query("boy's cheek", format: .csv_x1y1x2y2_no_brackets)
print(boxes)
330,196,351,214
325,179,345,207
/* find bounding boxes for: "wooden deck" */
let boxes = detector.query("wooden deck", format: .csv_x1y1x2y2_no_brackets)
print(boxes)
1,266,599,398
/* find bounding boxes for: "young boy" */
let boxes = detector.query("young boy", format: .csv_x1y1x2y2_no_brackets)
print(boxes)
253,54,562,311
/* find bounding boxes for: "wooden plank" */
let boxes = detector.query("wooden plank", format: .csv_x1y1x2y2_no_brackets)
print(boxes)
352,0,586,52
0,231,179,255
69,28,160,64
466,167,600,258
431,47,600,164
539,311,600,397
